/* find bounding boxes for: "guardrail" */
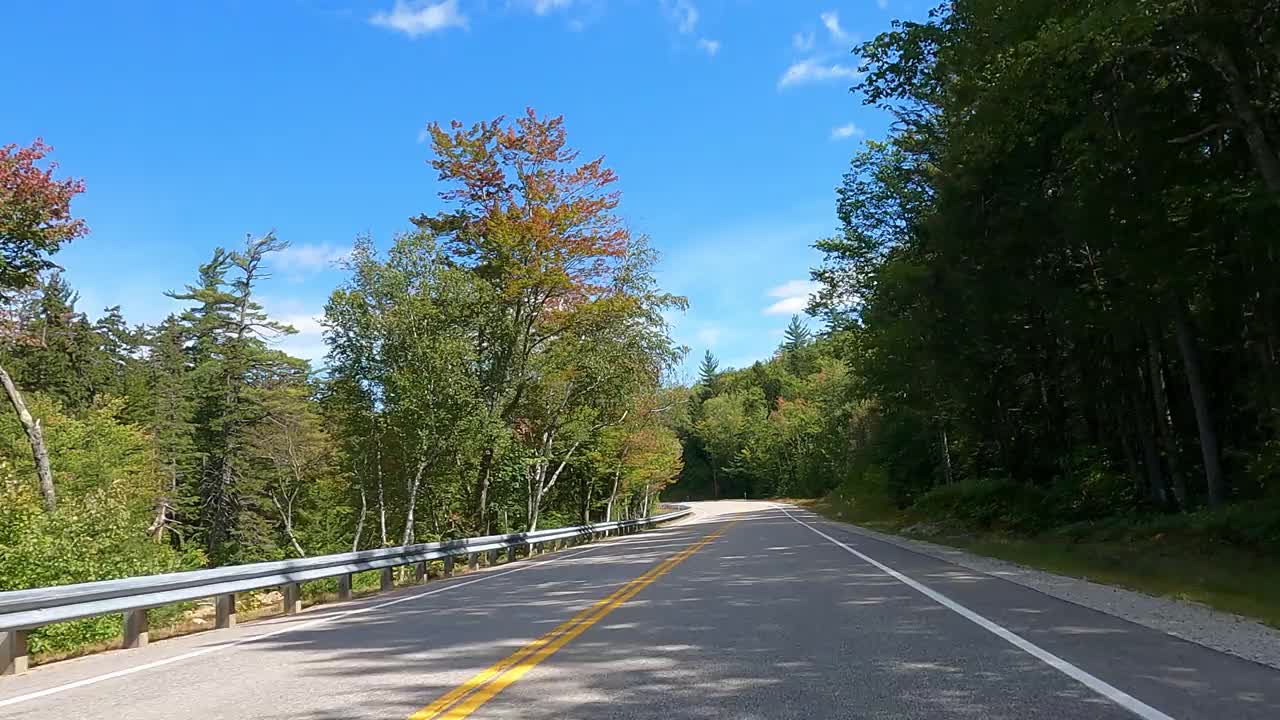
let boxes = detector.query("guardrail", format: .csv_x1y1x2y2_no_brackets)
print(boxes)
0,506,691,675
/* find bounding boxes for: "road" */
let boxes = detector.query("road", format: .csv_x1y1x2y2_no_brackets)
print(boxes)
0,502,1276,719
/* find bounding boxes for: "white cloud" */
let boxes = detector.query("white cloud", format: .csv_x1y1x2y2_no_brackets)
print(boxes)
273,312,328,365
792,31,815,51
831,122,865,140
778,59,862,89
764,280,820,316
820,10,849,41
697,38,720,55
527,0,573,14
278,312,325,337
877,0,889,8
270,243,351,275
370,0,467,38
696,326,723,346
662,0,699,34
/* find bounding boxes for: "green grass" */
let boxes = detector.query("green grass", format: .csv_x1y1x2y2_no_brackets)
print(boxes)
796,492,1280,630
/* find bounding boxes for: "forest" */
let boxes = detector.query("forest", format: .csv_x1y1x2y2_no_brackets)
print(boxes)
0,113,686,653
673,0,1280,579
5,0,1280,655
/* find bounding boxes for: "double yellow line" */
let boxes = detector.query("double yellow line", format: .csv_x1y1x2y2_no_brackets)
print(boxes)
408,525,730,720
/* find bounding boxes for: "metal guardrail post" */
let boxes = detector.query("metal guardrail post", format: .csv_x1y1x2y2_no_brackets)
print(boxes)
283,583,302,615
1,629,28,675
216,593,237,629
123,609,149,649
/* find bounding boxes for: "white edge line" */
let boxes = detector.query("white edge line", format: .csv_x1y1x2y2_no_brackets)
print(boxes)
0,544,607,709
772,504,1177,720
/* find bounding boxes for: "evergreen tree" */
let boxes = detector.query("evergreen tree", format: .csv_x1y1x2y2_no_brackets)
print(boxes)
782,315,812,353
698,350,721,398
169,234,296,563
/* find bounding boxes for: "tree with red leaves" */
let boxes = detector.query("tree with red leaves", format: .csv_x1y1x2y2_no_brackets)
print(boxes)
0,139,86,299
415,109,669,531
0,139,86,513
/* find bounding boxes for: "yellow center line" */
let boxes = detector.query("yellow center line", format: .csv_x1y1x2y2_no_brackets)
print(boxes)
409,523,733,720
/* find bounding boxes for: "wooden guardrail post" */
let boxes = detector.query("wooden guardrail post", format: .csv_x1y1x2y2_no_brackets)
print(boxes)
487,549,499,566
468,552,478,571
216,593,237,629
123,608,149,649
379,568,394,592
414,561,427,582
1,629,28,675
444,555,455,577
337,575,352,601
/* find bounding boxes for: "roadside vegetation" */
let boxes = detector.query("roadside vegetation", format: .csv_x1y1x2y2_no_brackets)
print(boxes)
670,0,1280,627
0,113,685,657
4,0,1280,662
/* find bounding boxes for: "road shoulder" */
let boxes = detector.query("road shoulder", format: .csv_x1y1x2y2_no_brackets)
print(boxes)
798,507,1280,671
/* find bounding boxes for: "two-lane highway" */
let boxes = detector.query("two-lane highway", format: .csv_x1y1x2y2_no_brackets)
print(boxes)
1,502,1276,719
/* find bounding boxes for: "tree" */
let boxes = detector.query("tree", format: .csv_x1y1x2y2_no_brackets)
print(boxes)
0,140,86,298
782,315,812,352
698,351,721,398
415,108,669,532
325,232,488,545
0,140,86,513
169,234,298,563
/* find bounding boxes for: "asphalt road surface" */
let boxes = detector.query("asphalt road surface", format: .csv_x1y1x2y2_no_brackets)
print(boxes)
0,501,1276,719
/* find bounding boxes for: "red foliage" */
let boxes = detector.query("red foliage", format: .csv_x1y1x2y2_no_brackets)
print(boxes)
417,108,629,307
0,139,87,293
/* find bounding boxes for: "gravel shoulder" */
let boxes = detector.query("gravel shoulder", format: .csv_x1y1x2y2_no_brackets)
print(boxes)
821,515,1280,671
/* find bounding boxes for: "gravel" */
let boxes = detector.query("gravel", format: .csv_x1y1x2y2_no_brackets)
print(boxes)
825,519,1280,671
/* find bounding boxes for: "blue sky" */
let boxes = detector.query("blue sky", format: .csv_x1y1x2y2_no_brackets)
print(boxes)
1,0,926,379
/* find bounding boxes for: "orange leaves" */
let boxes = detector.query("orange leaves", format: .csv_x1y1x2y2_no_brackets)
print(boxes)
0,139,87,294
419,109,631,305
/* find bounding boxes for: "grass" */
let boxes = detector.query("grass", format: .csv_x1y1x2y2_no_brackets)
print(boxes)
794,492,1280,630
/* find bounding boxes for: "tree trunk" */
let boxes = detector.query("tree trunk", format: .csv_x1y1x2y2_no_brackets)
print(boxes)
401,462,426,547
1145,326,1188,509
475,447,494,534
0,364,56,513
527,461,548,532
1132,382,1168,506
1197,37,1280,200
605,466,622,522
376,449,388,547
1170,299,1227,507
939,425,953,485
352,485,367,552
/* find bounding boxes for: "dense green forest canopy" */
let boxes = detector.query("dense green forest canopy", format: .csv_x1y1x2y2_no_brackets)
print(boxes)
670,0,1280,549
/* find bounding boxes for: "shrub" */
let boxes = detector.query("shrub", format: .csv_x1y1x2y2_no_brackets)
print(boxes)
910,478,1054,533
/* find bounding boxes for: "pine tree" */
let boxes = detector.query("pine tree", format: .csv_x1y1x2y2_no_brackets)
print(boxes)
698,350,721,399
140,316,198,544
169,234,296,563
782,315,812,353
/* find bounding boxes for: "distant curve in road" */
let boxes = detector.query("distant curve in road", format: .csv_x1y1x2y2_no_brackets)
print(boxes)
0,501,1276,719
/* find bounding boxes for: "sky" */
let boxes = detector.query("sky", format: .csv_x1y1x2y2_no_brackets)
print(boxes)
1,0,928,379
